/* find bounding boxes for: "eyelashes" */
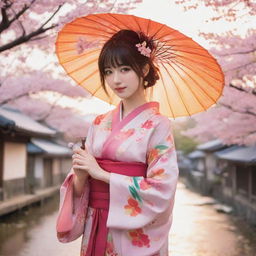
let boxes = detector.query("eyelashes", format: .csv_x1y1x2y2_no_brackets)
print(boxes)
104,66,131,76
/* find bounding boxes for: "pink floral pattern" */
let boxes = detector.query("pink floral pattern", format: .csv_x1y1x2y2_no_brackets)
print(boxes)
105,233,118,256
115,128,135,140
127,228,151,248
94,114,105,125
124,197,142,216
141,120,154,129
56,101,179,256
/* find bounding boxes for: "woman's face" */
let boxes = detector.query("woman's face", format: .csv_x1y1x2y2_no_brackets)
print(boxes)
103,65,143,99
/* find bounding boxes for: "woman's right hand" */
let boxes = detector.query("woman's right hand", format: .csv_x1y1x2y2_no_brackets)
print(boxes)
69,142,89,181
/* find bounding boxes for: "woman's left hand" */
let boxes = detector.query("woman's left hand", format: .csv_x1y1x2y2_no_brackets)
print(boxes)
72,147,110,183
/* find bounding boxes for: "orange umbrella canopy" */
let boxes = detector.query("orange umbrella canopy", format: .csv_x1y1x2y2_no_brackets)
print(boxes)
56,13,224,118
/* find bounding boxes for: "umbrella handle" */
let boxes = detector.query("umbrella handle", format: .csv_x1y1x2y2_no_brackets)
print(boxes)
80,137,86,150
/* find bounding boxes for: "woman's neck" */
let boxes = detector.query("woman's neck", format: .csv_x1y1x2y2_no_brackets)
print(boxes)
121,97,148,119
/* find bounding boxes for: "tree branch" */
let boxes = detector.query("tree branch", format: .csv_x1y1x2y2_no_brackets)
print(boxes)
37,94,63,122
224,60,256,73
0,92,30,106
230,83,256,96
219,102,256,117
10,7,26,36
215,48,256,57
0,0,36,33
0,5,9,33
39,4,62,29
0,23,57,52
0,3,62,52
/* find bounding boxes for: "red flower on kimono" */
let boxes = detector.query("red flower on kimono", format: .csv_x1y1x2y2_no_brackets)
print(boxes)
124,197,142,216
94,114,104,125
105,242,118,256
148,168,166,180
141,120,154,129
147,148,158,164
128,228,150,248
124,128,135,137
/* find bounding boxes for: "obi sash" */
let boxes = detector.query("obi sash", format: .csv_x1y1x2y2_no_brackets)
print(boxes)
86,157,147,256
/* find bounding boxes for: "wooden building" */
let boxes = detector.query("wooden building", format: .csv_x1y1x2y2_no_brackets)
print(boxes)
0,106,58,200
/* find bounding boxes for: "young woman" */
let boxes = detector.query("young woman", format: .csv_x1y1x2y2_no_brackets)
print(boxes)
56,30,179,256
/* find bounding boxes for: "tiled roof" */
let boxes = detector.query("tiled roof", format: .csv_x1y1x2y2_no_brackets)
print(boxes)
0,106,56,136
197,139,226,152
188,150,206,159
215,145,256,164
30,138,72,156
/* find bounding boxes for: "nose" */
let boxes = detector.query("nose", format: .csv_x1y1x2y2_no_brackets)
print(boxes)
113,70,121,84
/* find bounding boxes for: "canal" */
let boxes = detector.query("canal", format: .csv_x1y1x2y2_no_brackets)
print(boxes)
0,181,255,256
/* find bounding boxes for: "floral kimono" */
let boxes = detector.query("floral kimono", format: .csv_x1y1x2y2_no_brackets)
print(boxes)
56,101,179,256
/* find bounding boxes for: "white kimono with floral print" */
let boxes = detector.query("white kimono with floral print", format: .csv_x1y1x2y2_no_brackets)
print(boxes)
56,101,179,256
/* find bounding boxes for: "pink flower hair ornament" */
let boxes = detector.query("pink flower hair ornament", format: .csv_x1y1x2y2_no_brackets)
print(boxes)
135,41,151,58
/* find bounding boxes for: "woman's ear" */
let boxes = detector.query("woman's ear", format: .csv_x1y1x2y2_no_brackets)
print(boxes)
142,64,150,77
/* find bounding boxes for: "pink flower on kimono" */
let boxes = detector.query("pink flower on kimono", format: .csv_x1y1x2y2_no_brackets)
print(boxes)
139,179,152,190
128,228,150,248
147,148,158,164
94,114,105,125
124,197,142,216
141,120,154,129
123,128,135,137
105,241,118,256
140,179,163,191
117,128,135,140
105,233,118,256
148,168,167,180
147,144,170,164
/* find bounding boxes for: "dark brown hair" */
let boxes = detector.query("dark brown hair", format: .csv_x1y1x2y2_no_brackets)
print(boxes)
98,30,159,96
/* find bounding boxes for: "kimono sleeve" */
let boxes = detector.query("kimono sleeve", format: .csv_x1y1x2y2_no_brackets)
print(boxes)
106,118,179,230
56,123,94,242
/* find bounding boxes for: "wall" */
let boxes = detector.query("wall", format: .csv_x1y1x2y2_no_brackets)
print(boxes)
3,142,26,199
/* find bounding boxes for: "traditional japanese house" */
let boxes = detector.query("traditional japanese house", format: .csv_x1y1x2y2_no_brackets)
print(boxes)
0,106,56,200
196,139,228,194
215,145,256,224
27,138,72,191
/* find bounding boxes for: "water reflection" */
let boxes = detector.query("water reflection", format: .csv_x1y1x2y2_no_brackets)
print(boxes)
0,195,80,256
0,183,255,256
169,182,256,256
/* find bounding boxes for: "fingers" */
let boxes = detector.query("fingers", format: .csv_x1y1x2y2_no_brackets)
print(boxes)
72,158,86,166
72,153,84,160
73,147,87,156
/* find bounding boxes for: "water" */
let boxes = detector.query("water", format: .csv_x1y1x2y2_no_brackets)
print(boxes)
0,182,255,256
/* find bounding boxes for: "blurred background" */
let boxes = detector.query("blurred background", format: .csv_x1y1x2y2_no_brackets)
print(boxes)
0,0,255,255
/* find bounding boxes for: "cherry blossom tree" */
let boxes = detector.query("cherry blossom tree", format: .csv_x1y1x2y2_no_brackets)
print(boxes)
175,0,256,146
0,0,141,140
0,0,141,53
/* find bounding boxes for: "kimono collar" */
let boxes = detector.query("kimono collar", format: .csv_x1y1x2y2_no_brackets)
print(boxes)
115,101,159,123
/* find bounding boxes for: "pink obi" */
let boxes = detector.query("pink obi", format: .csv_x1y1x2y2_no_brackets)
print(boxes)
86,157,147,256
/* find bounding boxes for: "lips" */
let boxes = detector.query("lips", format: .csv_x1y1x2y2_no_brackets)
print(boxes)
115,87,126,92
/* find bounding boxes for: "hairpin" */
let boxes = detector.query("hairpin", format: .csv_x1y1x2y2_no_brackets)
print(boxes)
135,41,151,57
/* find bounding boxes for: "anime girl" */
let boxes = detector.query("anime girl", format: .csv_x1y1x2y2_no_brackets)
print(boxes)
56,29,179,256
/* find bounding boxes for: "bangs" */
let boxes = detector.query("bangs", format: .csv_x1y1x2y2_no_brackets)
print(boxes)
99,44,136,70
